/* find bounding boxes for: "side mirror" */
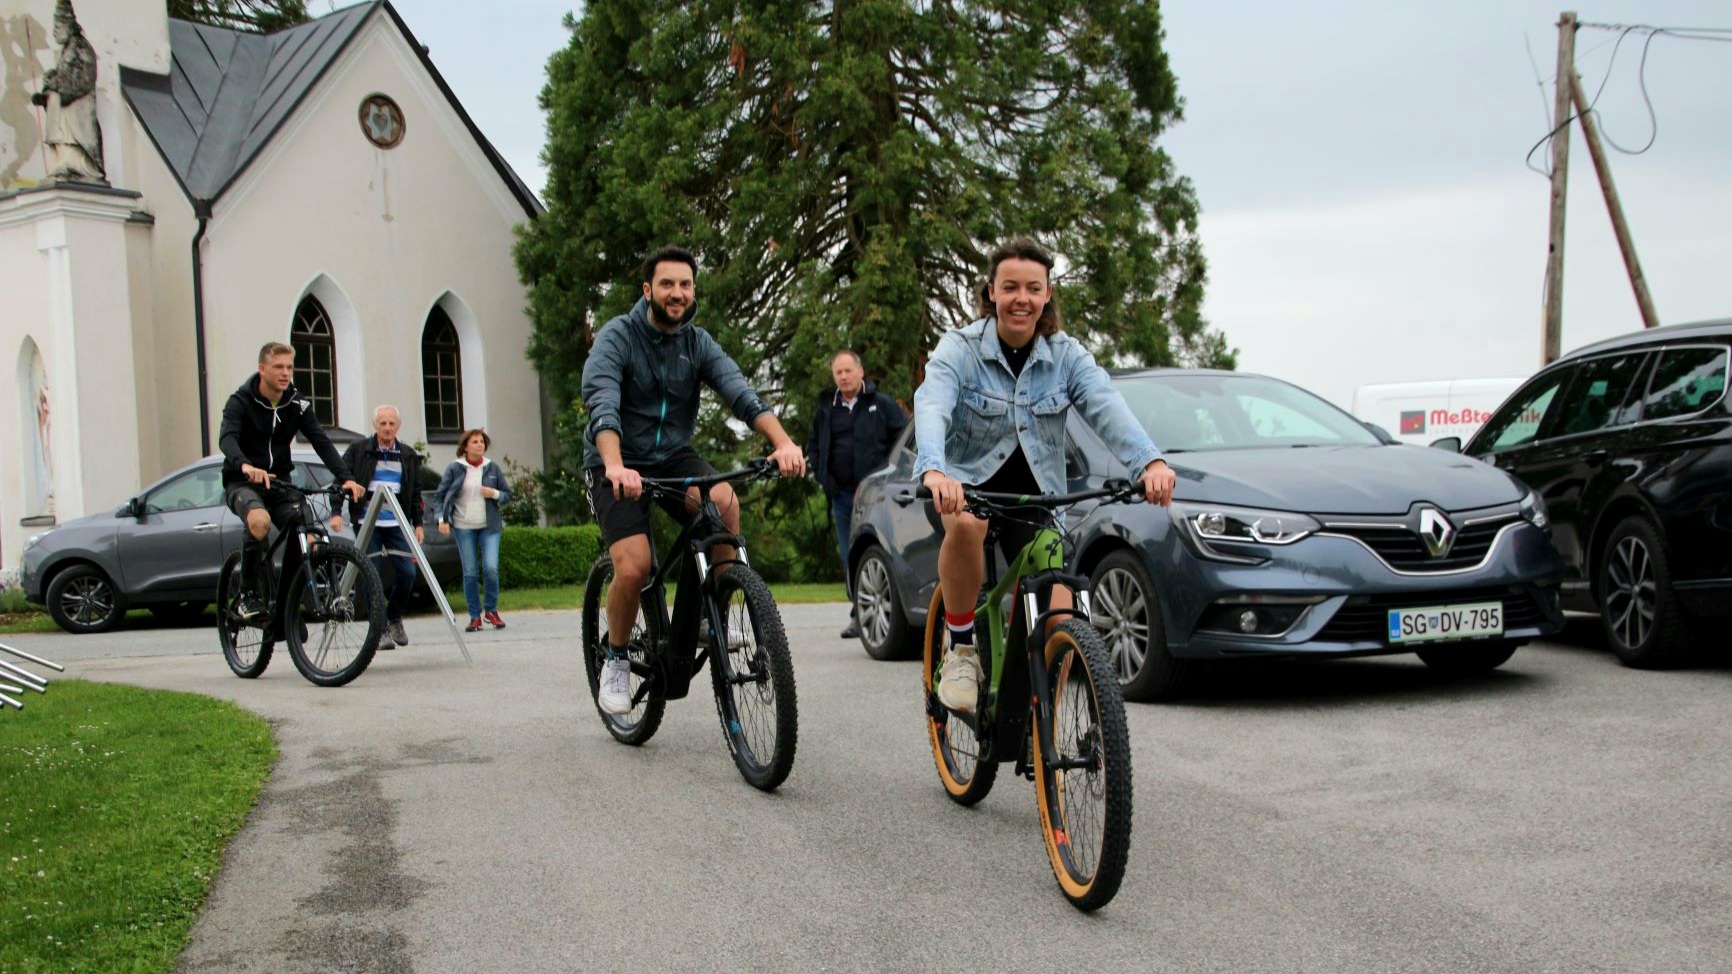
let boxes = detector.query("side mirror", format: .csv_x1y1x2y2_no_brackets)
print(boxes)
1429,436,1462,453
1363,422,1396,445
116,498,141,518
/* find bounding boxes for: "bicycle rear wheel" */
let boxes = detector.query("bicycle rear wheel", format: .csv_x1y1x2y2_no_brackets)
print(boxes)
217,551,273,679
581,555,667,746
284,545,384,688
922,584,997,805
1033,619,1133,911
708,565,798,791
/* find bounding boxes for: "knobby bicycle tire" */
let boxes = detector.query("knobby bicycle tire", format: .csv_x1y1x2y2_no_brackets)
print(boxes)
708,565,798,791
284,545,384,688
581,555,667,746
217,550,274,679
922,583,997,806
1033,620,1133,911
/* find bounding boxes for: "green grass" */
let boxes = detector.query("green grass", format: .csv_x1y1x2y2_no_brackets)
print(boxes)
0,681,277,974
434,581,848,616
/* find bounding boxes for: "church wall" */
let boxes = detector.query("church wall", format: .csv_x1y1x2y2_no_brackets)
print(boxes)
200,14,542,472
0,207,57,569
125,112,200,473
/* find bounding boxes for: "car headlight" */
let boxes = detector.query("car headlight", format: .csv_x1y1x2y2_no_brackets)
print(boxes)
1170,501,1320,564
1172,502,1320,546
1519,490,1549,529
25,531,50,551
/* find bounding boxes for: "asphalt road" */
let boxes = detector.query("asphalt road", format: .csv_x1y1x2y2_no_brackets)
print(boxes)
4,607,1728,974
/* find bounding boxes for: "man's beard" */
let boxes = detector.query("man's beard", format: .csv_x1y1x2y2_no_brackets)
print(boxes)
650,296,692,328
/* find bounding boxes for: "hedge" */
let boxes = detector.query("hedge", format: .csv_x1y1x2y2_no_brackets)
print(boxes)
496,524,603,588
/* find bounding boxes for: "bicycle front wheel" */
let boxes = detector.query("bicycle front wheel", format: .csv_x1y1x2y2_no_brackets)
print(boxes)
581,555,667,745
217,551,273,679
922,583,996,805
1033,619,1133,911
708,565,797,791
284,545,384,687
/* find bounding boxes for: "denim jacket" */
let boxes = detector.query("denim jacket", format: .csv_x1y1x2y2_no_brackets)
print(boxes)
913,318,1162,495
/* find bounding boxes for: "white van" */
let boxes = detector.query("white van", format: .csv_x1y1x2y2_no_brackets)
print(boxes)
1351,378,1526,447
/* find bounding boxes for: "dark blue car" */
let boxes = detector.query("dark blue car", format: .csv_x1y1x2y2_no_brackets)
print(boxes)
846,369,1566,700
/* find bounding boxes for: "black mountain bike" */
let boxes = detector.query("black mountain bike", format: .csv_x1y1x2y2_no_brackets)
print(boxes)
904,480,1141,911
580,460,799,791
216,481,385,687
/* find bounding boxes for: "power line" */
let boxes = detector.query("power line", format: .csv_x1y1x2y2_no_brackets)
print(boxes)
1524,21,1732,175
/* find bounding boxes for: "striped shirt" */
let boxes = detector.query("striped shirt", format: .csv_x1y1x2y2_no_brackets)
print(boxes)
370,444,404,527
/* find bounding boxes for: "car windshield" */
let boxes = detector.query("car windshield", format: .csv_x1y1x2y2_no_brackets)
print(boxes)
1113,373,1381,452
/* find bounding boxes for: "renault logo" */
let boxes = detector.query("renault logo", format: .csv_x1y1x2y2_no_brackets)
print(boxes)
1417,506,1456,558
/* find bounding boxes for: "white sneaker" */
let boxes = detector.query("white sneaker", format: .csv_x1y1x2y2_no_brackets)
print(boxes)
598,658,633,715
937,644,982,713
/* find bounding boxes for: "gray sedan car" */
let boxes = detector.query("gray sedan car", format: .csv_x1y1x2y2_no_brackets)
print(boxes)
847,369,1567,700
19,452,458,634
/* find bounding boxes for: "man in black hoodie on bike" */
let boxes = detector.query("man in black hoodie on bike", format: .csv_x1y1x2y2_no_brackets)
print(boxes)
219,342,364,620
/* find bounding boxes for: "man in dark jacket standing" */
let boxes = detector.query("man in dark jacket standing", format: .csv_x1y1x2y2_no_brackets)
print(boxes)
219,342,363,621
340,404,423,649
806,351,907,639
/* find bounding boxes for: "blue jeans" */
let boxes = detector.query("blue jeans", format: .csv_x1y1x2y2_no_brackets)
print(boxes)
831,487,856,598
453,527,501,617
367,523,418,622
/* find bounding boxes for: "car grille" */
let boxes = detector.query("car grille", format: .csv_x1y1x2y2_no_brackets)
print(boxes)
1328,517,1514,572
1317,586,1546,643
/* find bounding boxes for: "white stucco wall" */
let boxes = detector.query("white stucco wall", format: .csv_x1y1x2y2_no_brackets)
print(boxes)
197,11,541,470
0,187,145,569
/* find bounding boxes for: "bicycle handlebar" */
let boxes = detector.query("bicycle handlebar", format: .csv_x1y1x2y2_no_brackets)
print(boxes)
641,457,783,493
900,479,1144,510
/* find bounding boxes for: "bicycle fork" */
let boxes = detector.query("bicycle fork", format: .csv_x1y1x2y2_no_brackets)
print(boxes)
1017,588,1097,779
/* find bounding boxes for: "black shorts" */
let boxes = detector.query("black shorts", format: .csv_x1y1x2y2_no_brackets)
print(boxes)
224,482,302,533
585,448,720,546
969,449,1044,565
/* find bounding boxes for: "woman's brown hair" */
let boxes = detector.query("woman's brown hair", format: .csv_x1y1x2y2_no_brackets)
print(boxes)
977,236,1063,337
456,429,491,456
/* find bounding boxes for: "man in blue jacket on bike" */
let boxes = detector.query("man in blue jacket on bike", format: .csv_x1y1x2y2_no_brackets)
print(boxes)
581,246,807,715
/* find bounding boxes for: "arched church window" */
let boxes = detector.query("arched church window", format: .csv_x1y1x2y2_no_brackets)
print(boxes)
292,296,339,427
422,305,464,435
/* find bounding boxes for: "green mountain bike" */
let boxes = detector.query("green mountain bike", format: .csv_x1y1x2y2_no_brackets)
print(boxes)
905,480,1141,911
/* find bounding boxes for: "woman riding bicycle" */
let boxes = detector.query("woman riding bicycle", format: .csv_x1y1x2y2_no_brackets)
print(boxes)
914,238,1176,713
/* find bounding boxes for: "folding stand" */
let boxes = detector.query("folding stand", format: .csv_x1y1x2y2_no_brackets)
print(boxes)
0,642,65,711
350,488,473,665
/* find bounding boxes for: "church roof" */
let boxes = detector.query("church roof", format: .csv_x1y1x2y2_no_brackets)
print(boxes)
119,1,542,218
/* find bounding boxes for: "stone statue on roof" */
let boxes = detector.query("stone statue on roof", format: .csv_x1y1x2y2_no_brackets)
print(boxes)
30,0,106,185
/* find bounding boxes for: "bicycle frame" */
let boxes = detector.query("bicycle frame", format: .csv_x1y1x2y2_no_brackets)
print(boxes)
628,477,753,702
928,506,1100,774
245,485,341,626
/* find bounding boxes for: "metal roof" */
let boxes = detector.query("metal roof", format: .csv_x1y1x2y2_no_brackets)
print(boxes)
120,1,542,218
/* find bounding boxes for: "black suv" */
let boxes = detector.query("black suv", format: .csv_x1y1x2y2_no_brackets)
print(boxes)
1437,319,1730,667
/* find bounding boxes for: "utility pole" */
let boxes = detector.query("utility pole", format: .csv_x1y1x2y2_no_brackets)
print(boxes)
1570,69,1662,329
1542,11,1577,365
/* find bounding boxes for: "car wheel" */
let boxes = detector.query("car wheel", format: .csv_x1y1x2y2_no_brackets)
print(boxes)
1598,515,1693,668
854,545,916,661
148,601,211,626
46,564,124,634
1090,549,1192,701
1414,639,1519,674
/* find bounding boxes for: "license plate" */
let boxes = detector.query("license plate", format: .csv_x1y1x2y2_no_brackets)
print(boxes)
1386,602,1504,644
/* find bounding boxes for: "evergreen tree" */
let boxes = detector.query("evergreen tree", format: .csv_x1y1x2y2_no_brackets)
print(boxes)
517,0,1233,549
167,0,310,33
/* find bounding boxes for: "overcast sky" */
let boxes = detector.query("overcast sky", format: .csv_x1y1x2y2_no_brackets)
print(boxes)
382,0,1730,408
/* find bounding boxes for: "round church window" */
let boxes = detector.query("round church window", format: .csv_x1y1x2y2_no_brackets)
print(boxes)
359,94,406,149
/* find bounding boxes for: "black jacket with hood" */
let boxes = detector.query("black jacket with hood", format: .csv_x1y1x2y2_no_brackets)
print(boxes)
580,297,772,469
218,374,352,489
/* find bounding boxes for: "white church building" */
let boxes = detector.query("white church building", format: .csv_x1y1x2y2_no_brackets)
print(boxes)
0,0,547,570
